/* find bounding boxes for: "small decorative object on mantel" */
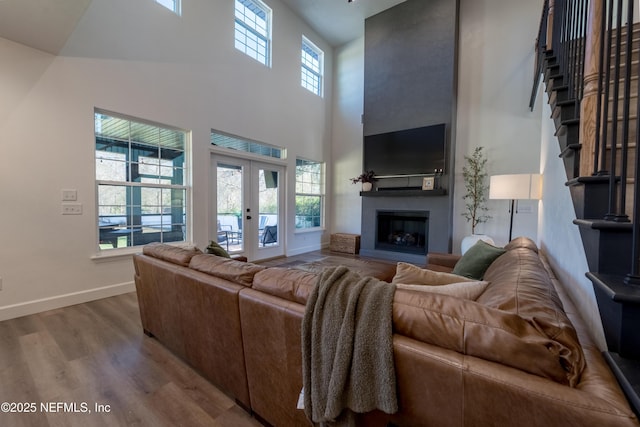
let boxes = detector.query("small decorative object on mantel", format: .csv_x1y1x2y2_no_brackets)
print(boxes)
461,147,493,254
350,170,377,192
422,176,435,190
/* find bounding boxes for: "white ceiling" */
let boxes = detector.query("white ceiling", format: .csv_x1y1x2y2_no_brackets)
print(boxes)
0,0,405,55
280,0,407,46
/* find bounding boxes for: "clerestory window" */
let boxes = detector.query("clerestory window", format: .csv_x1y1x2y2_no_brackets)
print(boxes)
301,36,323,96
155,0,181,15
235,0,272,66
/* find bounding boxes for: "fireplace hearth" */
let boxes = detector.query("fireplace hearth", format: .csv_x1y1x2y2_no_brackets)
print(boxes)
376,210,429,255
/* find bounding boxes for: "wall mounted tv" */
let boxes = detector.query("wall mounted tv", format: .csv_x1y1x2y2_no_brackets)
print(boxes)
364,123,446,177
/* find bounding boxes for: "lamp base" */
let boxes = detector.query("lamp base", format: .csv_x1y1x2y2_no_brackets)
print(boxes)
461,234,495,254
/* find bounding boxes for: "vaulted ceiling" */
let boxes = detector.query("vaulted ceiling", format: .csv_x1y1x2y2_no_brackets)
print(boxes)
0,0,406,55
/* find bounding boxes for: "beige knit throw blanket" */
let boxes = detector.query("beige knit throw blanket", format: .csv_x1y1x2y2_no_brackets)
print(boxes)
301,266,398,426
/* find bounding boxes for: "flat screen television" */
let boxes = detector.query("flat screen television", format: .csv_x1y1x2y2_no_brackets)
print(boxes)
363,123,446,177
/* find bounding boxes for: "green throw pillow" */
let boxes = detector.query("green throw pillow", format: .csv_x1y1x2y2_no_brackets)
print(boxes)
452,240,506,280
206,240,231,258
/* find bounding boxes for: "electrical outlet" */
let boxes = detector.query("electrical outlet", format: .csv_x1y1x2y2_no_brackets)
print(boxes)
62,203,83,215
518,204,533,214
61,189,77,201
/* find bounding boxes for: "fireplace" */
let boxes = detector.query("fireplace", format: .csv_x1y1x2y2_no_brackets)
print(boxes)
376,210,429,255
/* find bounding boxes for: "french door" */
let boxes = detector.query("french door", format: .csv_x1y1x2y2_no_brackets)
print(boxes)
213,155,285,261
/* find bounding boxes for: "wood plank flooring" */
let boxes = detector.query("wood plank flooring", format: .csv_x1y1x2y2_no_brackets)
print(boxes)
0,250,398,427
0,293,262,427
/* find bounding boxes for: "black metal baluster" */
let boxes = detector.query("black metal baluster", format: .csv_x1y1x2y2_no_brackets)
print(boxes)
615,0,633,222
605,0,623,220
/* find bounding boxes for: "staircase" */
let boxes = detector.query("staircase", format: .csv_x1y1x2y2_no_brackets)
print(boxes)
534,0,640,413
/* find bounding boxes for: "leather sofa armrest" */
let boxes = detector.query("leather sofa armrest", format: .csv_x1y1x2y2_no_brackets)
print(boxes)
426,252,460,272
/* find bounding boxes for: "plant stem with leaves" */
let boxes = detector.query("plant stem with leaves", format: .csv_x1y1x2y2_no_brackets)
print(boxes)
462,147,491,234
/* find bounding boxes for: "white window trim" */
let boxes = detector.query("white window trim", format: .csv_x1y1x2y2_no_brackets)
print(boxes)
93,109,192,256
301,36,324,97
234,0,273,67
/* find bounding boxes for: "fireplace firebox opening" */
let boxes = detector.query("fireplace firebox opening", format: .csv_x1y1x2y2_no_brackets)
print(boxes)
376,210,429,255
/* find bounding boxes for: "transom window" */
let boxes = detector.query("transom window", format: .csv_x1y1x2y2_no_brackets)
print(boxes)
301,36,323,96
235,0,272,66
95,111,190,251
155,0,181,15
211,131,285,160
295,159,324,229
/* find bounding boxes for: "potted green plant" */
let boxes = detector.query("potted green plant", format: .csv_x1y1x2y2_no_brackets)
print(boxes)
351,170,377,191
461,147,493,253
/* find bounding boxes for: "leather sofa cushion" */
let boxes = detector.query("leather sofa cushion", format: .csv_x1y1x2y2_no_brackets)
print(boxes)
189,254,265,287
252,267,318,304
393,289,574,385
477,238,585,386
142,243,202,267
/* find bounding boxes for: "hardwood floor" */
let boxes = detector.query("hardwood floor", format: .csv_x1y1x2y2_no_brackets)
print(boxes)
0,293,262,427
0,250,398,427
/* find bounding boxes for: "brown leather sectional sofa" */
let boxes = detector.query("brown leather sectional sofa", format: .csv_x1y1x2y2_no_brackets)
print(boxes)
133,238,639,426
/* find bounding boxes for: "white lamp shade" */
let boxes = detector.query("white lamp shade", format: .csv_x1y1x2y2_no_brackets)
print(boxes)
489,174,542,200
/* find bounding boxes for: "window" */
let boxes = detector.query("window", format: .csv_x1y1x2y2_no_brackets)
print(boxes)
155,0,181,15
95,111,189,251
211,131,285,159
295,159,324,229
301,37,323,96
235,0,271,66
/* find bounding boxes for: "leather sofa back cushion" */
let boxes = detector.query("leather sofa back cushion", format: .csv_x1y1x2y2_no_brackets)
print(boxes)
142,243,202,267
189,254,265,287
477,241,585,386
393,290,574,385
252,267,318,304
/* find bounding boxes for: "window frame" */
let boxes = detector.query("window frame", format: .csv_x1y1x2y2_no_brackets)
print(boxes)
295,158,325,231
94,109,191,253
234,0,272,67
301,36,324,97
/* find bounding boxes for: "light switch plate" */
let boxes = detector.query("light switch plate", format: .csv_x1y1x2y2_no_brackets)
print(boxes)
62,203,83,215
62,189,77,201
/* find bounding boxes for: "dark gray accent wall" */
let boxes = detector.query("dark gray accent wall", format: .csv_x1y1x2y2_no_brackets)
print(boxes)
360,0,458,259
363,0,458,135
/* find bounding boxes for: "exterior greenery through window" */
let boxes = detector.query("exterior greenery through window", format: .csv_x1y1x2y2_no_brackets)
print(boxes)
301,36,323,96
155,0,180,15
295,159,324,229
95,111,189,250
235,0,271,66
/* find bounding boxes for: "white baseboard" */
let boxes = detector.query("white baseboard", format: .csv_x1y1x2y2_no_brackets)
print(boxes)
286,242,328,257
0,281,136,321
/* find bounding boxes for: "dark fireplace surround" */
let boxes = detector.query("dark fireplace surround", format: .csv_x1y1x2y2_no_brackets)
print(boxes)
376,210,429,255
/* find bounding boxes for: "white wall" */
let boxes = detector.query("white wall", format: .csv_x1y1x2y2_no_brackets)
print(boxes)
454,0,544,250
330,38,365,234
538,101,607,349
0,0,333,319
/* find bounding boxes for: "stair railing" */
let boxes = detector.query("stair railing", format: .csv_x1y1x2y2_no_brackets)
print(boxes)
530,0,550,111
538,0,640,281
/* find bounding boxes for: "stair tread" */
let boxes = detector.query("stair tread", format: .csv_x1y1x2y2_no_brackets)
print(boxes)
574,218,633,230
587,272,640,303
566,176,615,186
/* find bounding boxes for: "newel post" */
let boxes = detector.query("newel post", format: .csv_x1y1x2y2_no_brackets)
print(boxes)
579,0,604,177
546,0,555,50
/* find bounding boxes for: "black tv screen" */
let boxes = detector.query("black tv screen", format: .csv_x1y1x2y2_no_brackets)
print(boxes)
364,123,446,177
